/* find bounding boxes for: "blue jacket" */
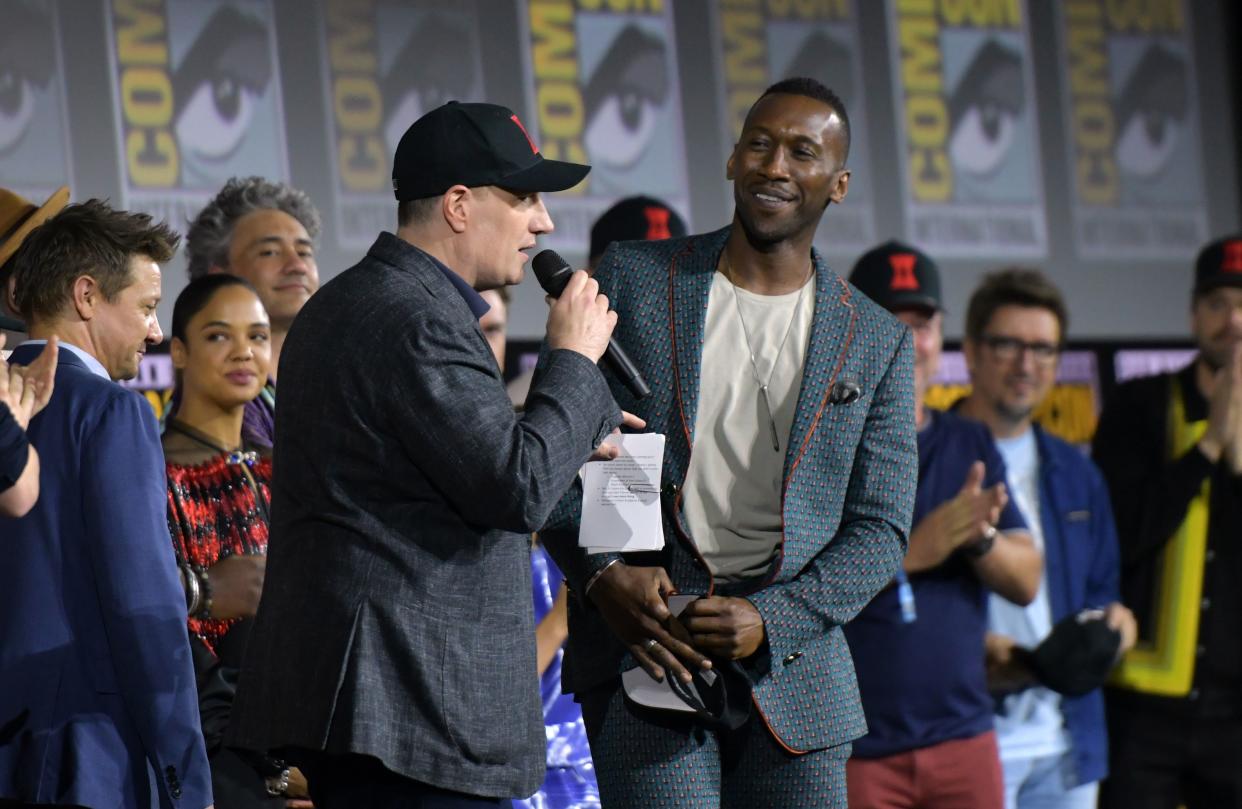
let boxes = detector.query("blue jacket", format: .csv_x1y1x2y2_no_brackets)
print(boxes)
0,345,211,808
1030,425,1120,786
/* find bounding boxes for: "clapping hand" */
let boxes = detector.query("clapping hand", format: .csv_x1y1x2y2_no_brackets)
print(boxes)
0,336,57,429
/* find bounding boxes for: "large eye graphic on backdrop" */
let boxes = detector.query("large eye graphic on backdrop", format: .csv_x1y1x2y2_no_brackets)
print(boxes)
947,40,1024,176
381,14,477,155
172,6,271,162
0,4,54,156
1114,44,1187,179
582,25,669,169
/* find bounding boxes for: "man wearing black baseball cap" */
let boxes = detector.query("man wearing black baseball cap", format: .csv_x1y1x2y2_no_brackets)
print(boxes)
587,195,687,269
229,101,633,809
1093,234,1242,809
845,241,1040,808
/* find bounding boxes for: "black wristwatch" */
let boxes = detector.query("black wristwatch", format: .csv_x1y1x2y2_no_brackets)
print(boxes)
963,525,998,559
265,767,290,797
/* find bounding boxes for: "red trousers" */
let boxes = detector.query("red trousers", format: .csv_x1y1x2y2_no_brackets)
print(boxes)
846,729,1004,809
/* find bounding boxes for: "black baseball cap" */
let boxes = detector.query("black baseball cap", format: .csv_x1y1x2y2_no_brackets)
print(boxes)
848,240,942,314
391,101,590,201
1193,234,1242,295
589,196,687,261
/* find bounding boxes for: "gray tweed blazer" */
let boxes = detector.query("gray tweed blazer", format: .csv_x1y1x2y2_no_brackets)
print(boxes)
227,232,620,798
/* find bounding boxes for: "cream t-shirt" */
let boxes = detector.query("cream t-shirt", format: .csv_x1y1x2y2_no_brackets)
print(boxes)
681,270,815,582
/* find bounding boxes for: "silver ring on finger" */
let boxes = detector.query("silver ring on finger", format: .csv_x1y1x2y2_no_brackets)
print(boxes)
642,637,659,652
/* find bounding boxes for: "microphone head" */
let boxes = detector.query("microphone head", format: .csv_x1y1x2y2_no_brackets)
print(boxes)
532,249,574,298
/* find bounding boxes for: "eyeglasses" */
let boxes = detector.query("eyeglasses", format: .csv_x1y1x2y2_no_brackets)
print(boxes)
980,335,1061,364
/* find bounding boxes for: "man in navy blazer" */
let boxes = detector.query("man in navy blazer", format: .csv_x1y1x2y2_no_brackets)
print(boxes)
956,268,1136,808
0,200,212,809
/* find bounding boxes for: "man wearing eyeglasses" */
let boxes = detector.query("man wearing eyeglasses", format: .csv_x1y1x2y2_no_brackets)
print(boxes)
845,243,1040,809
954,268,1136,809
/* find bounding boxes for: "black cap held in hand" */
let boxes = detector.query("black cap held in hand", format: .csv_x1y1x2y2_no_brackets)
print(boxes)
1030,611,1122,697
391,101,590,201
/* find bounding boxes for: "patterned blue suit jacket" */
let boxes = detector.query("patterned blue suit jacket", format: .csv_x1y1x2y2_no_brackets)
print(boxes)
541,228,917,754
0,346,210,808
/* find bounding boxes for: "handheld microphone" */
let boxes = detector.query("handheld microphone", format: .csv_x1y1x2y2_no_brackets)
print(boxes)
531,250,652,400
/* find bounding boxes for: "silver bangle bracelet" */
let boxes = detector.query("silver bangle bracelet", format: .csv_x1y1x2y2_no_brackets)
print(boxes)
584,558,624,596
183,565,202,616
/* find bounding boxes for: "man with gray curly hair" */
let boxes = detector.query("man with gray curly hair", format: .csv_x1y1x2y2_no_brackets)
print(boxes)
185,176,321,447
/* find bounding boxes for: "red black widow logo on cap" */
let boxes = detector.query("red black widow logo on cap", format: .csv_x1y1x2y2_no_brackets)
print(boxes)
643,206,672,240
510,114,539,155
1223,240,1242,274
888,253,920,291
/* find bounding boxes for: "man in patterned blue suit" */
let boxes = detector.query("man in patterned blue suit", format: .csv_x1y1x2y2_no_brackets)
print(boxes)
539,77,917,807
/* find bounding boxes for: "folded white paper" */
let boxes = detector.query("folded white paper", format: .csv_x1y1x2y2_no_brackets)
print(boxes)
621,595,717,713
580,432,665,553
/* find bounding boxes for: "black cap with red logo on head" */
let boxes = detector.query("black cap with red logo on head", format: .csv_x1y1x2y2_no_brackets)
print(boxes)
391,101,590,201
848,239,942,314
1194,235,1242,296
589,195,687,263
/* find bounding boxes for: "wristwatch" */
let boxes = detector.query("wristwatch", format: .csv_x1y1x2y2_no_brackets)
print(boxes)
963,524,998,559
264,767,290,797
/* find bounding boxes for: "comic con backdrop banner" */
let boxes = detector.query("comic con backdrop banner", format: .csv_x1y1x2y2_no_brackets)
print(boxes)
2,0,74,201
1055,0,1208,260
105,0,289,231
5,0,1239,341
886,0,1048,259
711,0,877,257
319,0,487,249
520,0,691,253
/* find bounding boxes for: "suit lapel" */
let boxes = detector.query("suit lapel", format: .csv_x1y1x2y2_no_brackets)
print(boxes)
784,250,857,486
667,229,727,458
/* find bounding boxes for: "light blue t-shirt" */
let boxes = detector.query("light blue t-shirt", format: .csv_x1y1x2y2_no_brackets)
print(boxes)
989,429,1069,762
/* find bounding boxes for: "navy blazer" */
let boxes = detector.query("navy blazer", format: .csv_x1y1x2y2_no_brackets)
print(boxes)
1029,425,1121,786
0,346,211,809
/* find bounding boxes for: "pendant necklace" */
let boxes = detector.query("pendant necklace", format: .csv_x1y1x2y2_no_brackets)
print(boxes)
166,418,270,522
722,254,812,453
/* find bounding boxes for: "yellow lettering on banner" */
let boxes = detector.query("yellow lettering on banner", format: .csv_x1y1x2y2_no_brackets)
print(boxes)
907,94,948,145
114,0,176,188
1104,0,1182,33
1066,0,1117,204
576,0,663,11
532,2,577,80
327,0,376,72
334,77,382,130
338,136,386,189
115,0,167,64
531,0,587,194
898,6,951,201
326,0,386,192
121,67,173,127
900,17,941,92
722,1,766,136
765,0,849,20
938,0,1020,28
538,83,584,136
126,129,177,185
